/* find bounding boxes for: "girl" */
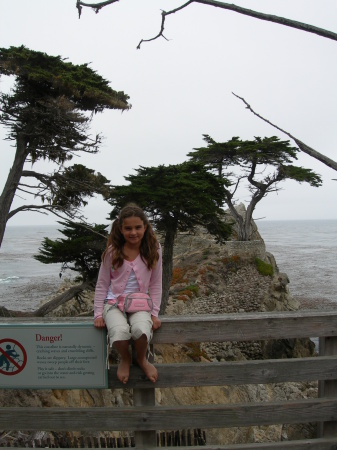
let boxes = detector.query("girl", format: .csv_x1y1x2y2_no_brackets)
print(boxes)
94,204,162,384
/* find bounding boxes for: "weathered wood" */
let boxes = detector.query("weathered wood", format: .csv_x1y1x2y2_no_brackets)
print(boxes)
133,385,156,448
320,336,337,439
0,443,335,450
132,343,156,448
107,356,337,389
318,337,326,438
0,317,94,324
153,311,337,343
1,398,337,431
2,312,337,449
3,310,337,342
141,438,337,449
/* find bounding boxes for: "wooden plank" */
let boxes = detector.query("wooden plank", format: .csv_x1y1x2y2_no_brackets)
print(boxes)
3,310,337,343
141,438,337,449
153,311,337,343
107,356,337,389
0,317,94,324
318,337,326,438
1,439,337,450
132,342,157,449
1,398,337,431
320,336,337,439
133,385,156,448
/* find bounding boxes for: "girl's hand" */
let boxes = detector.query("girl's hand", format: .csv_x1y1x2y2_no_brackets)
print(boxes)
151,315,161,331
94,317,105,328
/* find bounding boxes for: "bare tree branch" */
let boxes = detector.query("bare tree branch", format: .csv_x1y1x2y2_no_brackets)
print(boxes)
135,0,337,48
195,1,337,40
75,1,337,46
7,204,63,220
1,281,94,317
137,1,193,49
34,281,94,317
76,0,119,18
76,0,337,45
8,204,107,239
232,92,337,172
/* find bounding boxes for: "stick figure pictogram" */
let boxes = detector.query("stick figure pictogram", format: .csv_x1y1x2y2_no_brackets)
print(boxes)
0,338,27,376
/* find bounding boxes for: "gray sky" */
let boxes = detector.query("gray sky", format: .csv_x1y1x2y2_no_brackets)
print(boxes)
1,0,337,227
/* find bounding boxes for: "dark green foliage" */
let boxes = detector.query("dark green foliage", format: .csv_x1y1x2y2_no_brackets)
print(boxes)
0,46,130,162
47,164,110,211
188,135,322,240
189,135,242,177
0,45,130,113
255,258,274,277
34,221,108,281
109,161,232,242
0,46,130,247
189,135,319,180
280,165,322,187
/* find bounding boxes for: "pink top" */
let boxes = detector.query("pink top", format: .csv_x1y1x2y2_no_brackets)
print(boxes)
94,245,162,319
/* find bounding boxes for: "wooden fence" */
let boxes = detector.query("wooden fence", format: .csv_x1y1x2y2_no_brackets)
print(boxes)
1,310,337,449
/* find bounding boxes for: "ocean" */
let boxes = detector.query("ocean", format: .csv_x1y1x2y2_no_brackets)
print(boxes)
257,220,337,307
0,220,336,312
0,225,70,312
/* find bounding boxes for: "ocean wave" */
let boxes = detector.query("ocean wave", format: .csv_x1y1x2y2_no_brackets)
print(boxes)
0,276,20,284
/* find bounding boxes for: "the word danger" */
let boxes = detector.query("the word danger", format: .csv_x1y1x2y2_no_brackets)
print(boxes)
36,334,62,344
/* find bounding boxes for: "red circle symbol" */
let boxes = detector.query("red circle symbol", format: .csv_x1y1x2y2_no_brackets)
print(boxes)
0,338,27,376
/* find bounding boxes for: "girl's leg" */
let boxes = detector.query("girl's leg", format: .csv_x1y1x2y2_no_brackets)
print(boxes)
133,334,158,383
129,311,157,383
113,340,131,384
103,305,132,384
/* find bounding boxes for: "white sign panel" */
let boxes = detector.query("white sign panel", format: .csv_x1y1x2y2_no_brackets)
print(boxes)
0,323,108,389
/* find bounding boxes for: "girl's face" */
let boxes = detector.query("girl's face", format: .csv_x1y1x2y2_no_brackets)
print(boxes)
120,216,147,248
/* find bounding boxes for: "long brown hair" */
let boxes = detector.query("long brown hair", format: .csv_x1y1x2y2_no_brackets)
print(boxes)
102,204,159,270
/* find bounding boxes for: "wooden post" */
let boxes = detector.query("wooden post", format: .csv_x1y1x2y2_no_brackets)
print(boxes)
133,343,157,449
319,336,337,438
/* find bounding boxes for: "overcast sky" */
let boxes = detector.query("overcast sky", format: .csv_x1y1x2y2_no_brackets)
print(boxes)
1,0,337,228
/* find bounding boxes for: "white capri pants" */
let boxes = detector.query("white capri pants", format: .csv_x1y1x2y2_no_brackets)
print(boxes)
103,304,153,346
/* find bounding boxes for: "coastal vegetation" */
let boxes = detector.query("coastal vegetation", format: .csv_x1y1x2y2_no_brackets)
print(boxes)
255,257,274,277
18,136,322,316
35,221,107,282
0,45,130,248
188,135,322,240
0,43,325,317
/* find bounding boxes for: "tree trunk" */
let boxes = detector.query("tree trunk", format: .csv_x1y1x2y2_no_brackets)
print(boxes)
225,198,248,241
0,281,93,317
0,134,27,248
34,281,93,316
243,201,257,241
160,227,176,315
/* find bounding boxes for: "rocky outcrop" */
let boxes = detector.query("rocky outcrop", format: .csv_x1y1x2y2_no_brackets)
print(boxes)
159,228,316,446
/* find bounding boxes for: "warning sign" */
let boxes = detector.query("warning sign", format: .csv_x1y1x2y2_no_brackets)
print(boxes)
0,323,107,389
0,338,27,375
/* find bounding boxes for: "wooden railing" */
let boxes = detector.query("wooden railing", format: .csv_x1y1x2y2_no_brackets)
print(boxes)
1,310,337,449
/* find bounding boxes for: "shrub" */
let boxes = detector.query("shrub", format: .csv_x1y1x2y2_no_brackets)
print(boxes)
255,258,274,276
171,267,188,285
220,255,242,273
178,285,199,299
